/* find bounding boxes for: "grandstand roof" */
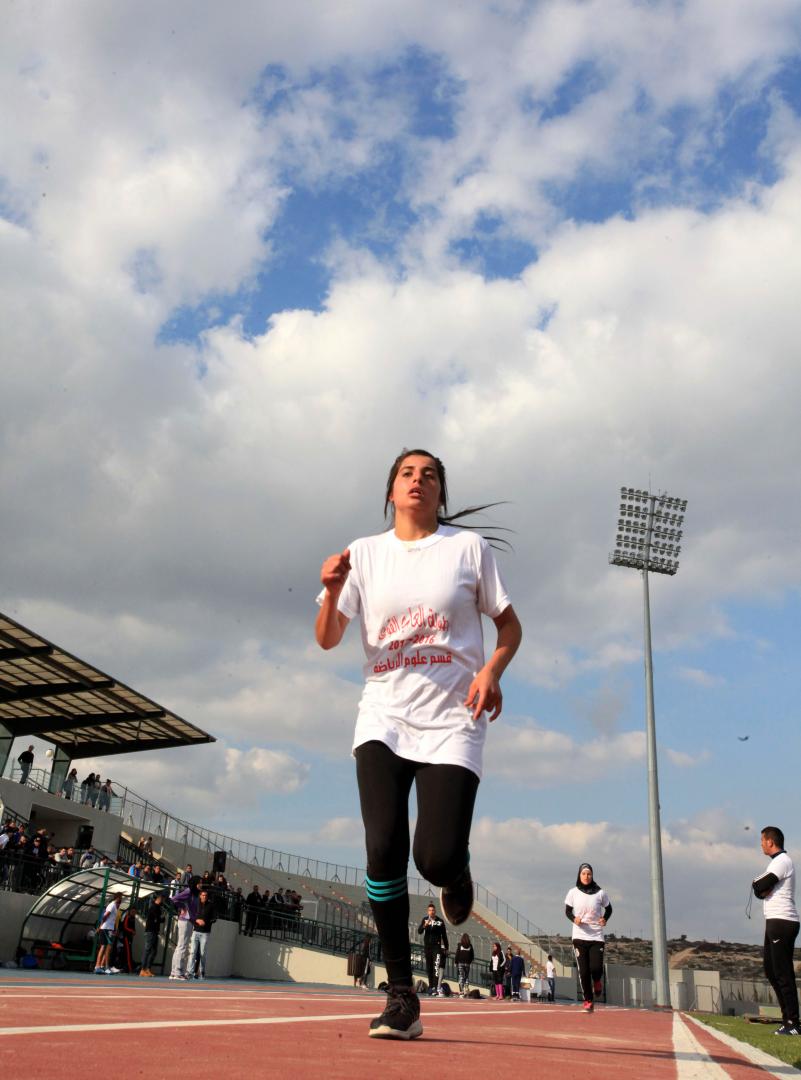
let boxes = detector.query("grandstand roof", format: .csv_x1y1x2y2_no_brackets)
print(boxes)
0,611,214,759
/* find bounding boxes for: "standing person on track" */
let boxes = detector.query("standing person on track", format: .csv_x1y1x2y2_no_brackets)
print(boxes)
94,891,123,975
545,953,556,1002
565,863,612,1013
455,932,475,997
316,448,522,1040
752,826,800,1036
489,942,505,1000
418,902,449,995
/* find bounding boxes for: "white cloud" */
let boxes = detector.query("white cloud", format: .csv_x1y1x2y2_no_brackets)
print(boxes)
664,747,710,768
677,667,725,689
486,724,646,786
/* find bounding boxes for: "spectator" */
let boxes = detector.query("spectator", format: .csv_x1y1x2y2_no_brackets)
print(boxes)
80,772,95,804
455,933,474,997
510,948,525,1001
503,946,514,999
170,880,199,980
128,861,143,878
97,779,116,812
88,775,101,808
150,863,166,885
179,864,193,887
117,906,137,973
61,768,79,800
353,935,372,989
95,891,123,974
140,894,164,977
245,885,262,936
188,888,216,980
80,847,98,869
546,954,556,1002
490,943,505,1000
17,745,34,785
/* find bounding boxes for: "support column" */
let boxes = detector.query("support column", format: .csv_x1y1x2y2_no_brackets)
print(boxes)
48,747,71,796
0,723,13,778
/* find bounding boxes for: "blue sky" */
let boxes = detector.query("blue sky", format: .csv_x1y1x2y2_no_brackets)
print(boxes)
2,1,801,942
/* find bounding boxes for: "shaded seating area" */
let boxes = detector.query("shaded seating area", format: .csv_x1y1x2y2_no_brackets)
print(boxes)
18,866,168,971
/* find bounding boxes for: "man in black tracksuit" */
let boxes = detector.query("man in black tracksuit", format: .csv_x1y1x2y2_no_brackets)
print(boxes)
418,902,449,994
752,826,800,1036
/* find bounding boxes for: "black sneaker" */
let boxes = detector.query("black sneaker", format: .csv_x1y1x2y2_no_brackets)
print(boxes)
440,868,473,926
775,1023,800,1035
368,985,423,1040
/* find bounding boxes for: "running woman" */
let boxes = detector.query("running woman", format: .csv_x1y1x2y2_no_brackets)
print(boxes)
564,863,612,1012
316,448,522,1039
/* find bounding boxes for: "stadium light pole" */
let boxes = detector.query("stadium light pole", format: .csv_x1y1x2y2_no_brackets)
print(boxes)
609,486,687,1009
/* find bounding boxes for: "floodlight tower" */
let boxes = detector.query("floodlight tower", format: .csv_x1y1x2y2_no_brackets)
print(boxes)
609,486,687,1009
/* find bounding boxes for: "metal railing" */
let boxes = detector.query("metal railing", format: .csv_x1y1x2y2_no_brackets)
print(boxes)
2,762,559,957
239,908,493,988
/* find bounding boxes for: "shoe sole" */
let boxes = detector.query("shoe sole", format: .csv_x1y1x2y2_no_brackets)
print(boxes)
369,1019,423,1040
439,884,474,927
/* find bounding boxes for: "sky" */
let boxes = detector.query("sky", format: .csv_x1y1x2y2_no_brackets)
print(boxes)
2,0,801,944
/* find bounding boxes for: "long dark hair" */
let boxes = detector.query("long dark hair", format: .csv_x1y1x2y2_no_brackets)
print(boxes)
383,448,512,550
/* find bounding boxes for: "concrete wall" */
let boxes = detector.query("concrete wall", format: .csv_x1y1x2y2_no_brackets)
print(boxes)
0,777,124,854
605,962,721,1011
0,892,31,962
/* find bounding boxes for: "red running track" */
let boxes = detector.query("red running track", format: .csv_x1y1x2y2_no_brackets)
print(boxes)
0,975,789,1079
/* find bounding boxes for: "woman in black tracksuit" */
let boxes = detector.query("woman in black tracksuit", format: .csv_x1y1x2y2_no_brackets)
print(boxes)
564,862,612,1013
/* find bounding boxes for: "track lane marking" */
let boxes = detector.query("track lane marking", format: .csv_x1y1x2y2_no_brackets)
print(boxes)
0,1006,596,1037
672,1013,731,1078
682,1014,801,1079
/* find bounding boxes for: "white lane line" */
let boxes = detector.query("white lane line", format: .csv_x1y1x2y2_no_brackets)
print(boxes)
683,1014,801,1078
0,1006,555,1037
672,1013,731,1078
0,992,363,1002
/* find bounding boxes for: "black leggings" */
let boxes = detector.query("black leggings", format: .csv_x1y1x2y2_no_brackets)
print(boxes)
764,918,800,1025
573,939,604,1002
355,740,479,987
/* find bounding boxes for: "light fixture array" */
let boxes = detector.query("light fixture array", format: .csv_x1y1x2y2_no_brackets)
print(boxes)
609,486,687,576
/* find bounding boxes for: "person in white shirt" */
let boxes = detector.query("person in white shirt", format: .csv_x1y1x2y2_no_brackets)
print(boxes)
752,826,800,1036
95,892,123,974
316,448,522,1040
564,863,612,1013
546,954,556,1002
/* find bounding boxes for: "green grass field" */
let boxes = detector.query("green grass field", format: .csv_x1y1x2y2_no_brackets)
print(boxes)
692,1013,801,1070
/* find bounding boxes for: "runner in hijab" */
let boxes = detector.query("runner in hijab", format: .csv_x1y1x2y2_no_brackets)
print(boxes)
564,863,612,1012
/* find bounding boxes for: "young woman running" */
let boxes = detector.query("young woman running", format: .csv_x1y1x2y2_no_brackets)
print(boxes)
564,863,612,1012
316,448,522,1039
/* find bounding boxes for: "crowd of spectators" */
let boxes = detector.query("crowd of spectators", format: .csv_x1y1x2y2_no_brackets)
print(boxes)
243,883,304,934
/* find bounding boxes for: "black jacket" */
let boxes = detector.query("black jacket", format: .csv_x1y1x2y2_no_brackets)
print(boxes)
193,900,216,934
418,914,449,952
455,943,474,965
145,902,163,933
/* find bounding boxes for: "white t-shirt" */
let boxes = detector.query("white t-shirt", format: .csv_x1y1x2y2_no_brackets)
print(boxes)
546,959,555,978
100,901,120,932
759,852,799,921
319,525,511,779
564,886,610,942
